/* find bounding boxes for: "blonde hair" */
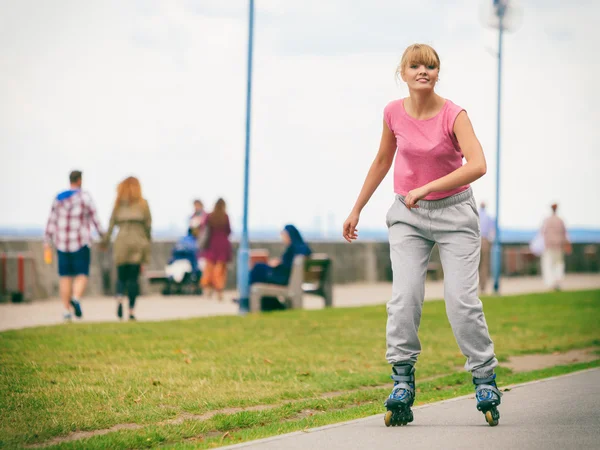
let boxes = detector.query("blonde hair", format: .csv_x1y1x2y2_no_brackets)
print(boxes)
115,176,143,207
396,44,441,81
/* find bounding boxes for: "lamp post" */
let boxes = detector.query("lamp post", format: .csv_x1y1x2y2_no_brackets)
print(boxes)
237,0,255,313
491,0,507,294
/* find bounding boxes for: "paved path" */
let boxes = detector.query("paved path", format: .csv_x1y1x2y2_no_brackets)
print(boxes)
1,274,599,332
223,368,600,450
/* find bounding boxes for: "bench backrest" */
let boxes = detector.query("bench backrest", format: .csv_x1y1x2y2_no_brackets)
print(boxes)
303,253,331,290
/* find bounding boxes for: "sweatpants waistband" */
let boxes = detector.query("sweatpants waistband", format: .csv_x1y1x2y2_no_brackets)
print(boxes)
396,187,473,210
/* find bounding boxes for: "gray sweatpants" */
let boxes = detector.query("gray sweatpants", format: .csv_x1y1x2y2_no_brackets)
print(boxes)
385,188,498,378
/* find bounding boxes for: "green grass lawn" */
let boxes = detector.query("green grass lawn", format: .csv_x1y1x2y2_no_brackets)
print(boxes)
1,290,599,449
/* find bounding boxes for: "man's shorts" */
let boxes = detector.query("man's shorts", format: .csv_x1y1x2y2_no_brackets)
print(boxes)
57,246,90,277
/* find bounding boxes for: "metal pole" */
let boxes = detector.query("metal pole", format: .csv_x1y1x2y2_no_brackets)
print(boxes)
237,0,255,313
492,11,504,294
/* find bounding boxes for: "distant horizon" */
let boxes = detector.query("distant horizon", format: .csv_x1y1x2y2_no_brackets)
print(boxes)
2,225,600,244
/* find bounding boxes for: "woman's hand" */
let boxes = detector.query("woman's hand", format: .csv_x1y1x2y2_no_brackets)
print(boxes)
343,211,360,243
268,258,280,267
404,186,430,209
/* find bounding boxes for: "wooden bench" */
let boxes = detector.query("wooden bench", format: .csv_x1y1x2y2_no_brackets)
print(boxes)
146,269,168,285
249,253,333,312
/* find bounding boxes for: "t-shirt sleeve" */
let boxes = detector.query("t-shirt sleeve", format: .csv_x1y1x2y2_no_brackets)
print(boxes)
383,102,395,133
446,101,466,151
446,101,466,136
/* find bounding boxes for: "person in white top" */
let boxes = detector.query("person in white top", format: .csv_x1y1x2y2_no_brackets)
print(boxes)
540,203,571,290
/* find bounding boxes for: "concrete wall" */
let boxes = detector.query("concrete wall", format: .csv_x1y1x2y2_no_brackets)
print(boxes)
1,239,598,301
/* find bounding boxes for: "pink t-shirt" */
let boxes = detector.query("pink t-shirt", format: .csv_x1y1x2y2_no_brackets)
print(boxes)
384,98,469,200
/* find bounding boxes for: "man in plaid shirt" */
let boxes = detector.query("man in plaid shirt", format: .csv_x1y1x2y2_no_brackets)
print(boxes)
44,170,105,320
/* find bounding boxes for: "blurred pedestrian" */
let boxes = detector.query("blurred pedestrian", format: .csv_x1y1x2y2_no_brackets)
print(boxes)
190,199,207,241
200,198,232,300
540,203,571,291
44,170,104,321
102,176,152,321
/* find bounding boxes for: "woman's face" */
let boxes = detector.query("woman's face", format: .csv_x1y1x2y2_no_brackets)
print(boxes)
281,230,291,245
401,63,439,92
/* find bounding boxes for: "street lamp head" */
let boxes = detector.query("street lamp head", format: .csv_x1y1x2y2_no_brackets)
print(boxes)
481,0,523,31
493,0,508,12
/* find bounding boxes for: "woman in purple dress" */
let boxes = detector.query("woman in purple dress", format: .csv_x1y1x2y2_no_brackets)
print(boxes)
200,198,232,300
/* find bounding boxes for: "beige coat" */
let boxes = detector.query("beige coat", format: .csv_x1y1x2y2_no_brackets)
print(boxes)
541,215,567,251
104,199,152,265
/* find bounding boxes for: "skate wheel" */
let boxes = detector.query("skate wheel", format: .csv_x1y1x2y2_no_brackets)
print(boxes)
385,409,412,427
485,410,499,427
384,410,393,427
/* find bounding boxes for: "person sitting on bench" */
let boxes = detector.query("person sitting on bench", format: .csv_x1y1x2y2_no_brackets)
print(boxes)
250,224,312,286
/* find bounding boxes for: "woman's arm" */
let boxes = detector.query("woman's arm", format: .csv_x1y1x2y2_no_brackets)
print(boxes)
144,200,152,241
102,207,117,246
343,120,397,242
404,111,487,208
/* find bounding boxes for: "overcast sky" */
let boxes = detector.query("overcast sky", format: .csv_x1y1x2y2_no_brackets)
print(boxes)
1,0,599,236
